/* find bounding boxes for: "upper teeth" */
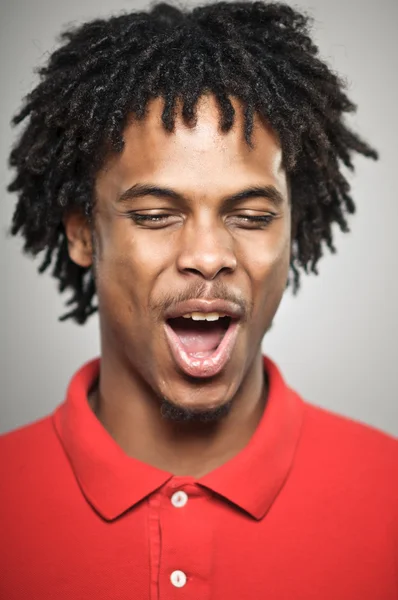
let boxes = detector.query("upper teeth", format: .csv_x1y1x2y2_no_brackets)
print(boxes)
182,312,226,321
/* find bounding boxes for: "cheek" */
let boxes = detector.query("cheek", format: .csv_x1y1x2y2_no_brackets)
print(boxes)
244,221,291,290
242,222,291,335
93,220,155,317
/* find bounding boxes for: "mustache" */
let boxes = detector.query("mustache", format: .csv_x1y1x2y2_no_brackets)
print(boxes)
151,280,251,323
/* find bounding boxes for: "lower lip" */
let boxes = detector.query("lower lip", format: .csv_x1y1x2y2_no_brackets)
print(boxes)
164,320,240,378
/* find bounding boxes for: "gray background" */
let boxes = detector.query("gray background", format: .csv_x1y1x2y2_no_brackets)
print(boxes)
1,0,397,437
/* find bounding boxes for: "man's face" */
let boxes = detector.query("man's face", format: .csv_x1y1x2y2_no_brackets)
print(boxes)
66,94,291,414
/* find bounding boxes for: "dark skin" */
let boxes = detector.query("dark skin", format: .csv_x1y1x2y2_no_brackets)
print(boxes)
63,94,291,478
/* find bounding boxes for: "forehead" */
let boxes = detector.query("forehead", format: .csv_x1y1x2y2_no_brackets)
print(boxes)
98,94,286,196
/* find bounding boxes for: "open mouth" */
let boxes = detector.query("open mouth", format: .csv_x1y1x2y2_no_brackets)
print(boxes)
164,312,240,378
167,315,231,358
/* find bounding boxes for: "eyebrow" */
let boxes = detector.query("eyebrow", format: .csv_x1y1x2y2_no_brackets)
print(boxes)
117,183,285,209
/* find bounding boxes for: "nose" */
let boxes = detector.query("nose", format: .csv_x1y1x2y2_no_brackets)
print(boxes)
176,217,237,280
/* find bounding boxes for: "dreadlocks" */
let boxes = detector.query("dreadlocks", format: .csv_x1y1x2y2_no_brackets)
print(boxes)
7,1,378,324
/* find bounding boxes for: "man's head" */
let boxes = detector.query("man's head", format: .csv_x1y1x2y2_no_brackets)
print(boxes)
64,93,290,417
7,1,377,419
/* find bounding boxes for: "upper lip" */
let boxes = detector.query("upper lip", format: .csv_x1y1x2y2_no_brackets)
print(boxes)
164,299,244,320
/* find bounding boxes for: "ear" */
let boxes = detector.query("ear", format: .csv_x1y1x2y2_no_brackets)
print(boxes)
63,209,93,268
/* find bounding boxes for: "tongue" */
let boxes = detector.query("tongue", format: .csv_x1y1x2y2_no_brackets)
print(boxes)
169,318,226,353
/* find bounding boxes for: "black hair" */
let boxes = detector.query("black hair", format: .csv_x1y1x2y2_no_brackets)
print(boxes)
7,0,378,324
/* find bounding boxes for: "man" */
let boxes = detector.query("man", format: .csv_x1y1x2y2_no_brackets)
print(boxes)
1,1,397,598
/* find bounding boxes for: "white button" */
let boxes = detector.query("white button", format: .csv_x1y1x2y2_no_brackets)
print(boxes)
171,490,188,508
170,570,187,588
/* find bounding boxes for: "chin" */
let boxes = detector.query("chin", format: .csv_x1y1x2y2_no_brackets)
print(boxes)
159,395,233,424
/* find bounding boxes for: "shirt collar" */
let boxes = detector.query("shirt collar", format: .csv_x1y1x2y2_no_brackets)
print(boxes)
53,356,305,521
199,356,305,519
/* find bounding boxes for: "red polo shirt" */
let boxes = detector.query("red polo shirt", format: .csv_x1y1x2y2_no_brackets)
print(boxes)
1,356,397,599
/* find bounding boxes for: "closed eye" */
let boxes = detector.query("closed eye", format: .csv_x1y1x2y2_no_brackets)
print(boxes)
125,213,178,228
130,214,170,223
233,215,275,226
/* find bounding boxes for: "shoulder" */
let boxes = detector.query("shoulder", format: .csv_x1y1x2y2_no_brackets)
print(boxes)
0,414,55,452
0,414,64,489
301,399,397,456
298,397,398,499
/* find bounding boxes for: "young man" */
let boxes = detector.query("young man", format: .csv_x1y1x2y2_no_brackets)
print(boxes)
1,1,397,598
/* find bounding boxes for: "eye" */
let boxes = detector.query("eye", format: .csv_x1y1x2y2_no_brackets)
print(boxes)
229,214,276,229
126,212,179,228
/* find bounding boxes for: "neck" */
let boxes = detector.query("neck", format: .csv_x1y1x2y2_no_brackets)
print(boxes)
88,351,267,479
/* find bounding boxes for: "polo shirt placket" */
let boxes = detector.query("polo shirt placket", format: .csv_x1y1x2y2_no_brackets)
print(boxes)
148,478,213,599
